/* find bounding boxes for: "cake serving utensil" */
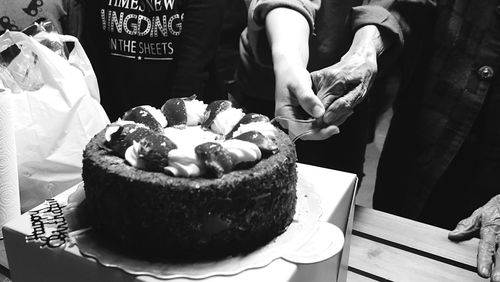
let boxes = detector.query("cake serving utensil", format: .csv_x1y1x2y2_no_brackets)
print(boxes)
271,116,337,142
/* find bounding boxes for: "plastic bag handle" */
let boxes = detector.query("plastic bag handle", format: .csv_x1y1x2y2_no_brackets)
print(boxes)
57,34,101,102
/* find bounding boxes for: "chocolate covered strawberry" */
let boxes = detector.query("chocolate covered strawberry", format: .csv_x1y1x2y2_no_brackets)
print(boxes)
104,122,154,157
195,142,234,178
122,105,166,133
202,100,245,135
226,113,270,138
233,131,278,156
201,100,232,128
124,134,177,172
161,95,206,127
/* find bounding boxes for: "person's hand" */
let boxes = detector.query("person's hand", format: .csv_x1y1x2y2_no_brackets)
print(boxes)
311,50,377,126
265,8,339,141
311,25,387,126
448,195,500,281
274,59,340,140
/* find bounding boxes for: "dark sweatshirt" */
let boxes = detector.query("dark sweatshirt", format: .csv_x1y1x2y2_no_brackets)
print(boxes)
82,0,226,121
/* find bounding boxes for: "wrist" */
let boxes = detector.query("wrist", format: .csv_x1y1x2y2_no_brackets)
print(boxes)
272,48,308,72
346,25,388,62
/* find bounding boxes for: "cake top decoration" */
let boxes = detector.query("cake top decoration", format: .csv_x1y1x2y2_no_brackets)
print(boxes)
103,96,279,178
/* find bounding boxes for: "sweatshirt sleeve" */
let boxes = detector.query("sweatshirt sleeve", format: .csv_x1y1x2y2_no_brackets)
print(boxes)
248,0,320,32
244,0,320,66
351,2,403,71
352,4,403,47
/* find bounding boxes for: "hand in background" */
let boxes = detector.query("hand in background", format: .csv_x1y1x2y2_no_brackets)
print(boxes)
448,195,500,281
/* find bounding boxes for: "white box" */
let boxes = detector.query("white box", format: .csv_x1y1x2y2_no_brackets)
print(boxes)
3,163,356,282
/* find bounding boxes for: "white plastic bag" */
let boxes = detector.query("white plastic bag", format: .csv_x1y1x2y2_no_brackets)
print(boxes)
0,31,110,212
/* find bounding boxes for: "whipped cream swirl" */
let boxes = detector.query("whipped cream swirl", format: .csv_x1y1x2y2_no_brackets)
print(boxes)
222,139,261,165
185,99,207,126
124,141,147,169
232,121,277,139
211,107,245,135
141,105,168,128
165,148,205,177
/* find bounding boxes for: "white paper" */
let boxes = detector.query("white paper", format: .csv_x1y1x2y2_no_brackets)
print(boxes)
0,92,21,238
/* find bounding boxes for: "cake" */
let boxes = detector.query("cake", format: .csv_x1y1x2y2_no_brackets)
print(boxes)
82,96,298,260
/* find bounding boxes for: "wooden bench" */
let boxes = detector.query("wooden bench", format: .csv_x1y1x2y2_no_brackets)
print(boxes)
348,206,487,281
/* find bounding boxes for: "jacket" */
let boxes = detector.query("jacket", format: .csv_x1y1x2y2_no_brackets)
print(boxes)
374,0,500,220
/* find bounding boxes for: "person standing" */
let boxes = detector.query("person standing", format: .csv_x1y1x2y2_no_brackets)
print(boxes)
0,0,82,36
374,0,500,230
81,0,227,121
373,2,500,280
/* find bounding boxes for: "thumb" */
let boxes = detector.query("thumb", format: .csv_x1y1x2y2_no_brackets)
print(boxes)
292,83,325,118
448,207,483,241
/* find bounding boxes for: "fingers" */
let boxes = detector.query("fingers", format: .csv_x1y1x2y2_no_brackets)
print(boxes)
448,207,483,241
477,226,497,278
322,94,355,126
299,125,340,141
310,68,344,115
316,80,345,110
322,82,366,126
491,236,500,282
276,68,325,120
291,84,324,118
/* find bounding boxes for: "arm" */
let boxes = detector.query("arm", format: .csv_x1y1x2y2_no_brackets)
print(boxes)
351,2,405,70
267,7,339,140
169,0,226,99
250,0,403,138
246,0,320,66
242,0,340,140
266,8,319,117
311,1,406,126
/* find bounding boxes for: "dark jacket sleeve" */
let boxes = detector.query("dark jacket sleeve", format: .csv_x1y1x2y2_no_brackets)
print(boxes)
351,1,404,71
169,0,226,101
383,0,437,79
351,0,435,72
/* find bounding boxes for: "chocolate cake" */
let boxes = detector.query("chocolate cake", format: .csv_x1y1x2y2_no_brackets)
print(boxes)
82,99,298,260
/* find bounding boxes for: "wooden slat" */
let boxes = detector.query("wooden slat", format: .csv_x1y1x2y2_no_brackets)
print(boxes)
354,206,479,268
350,235,486,282
346,270,377,282
0,240,7,269
0,240,9,281
0,272,9,282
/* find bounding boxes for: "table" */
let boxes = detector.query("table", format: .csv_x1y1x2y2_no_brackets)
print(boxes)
347,206,487,282
0,165,488,282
